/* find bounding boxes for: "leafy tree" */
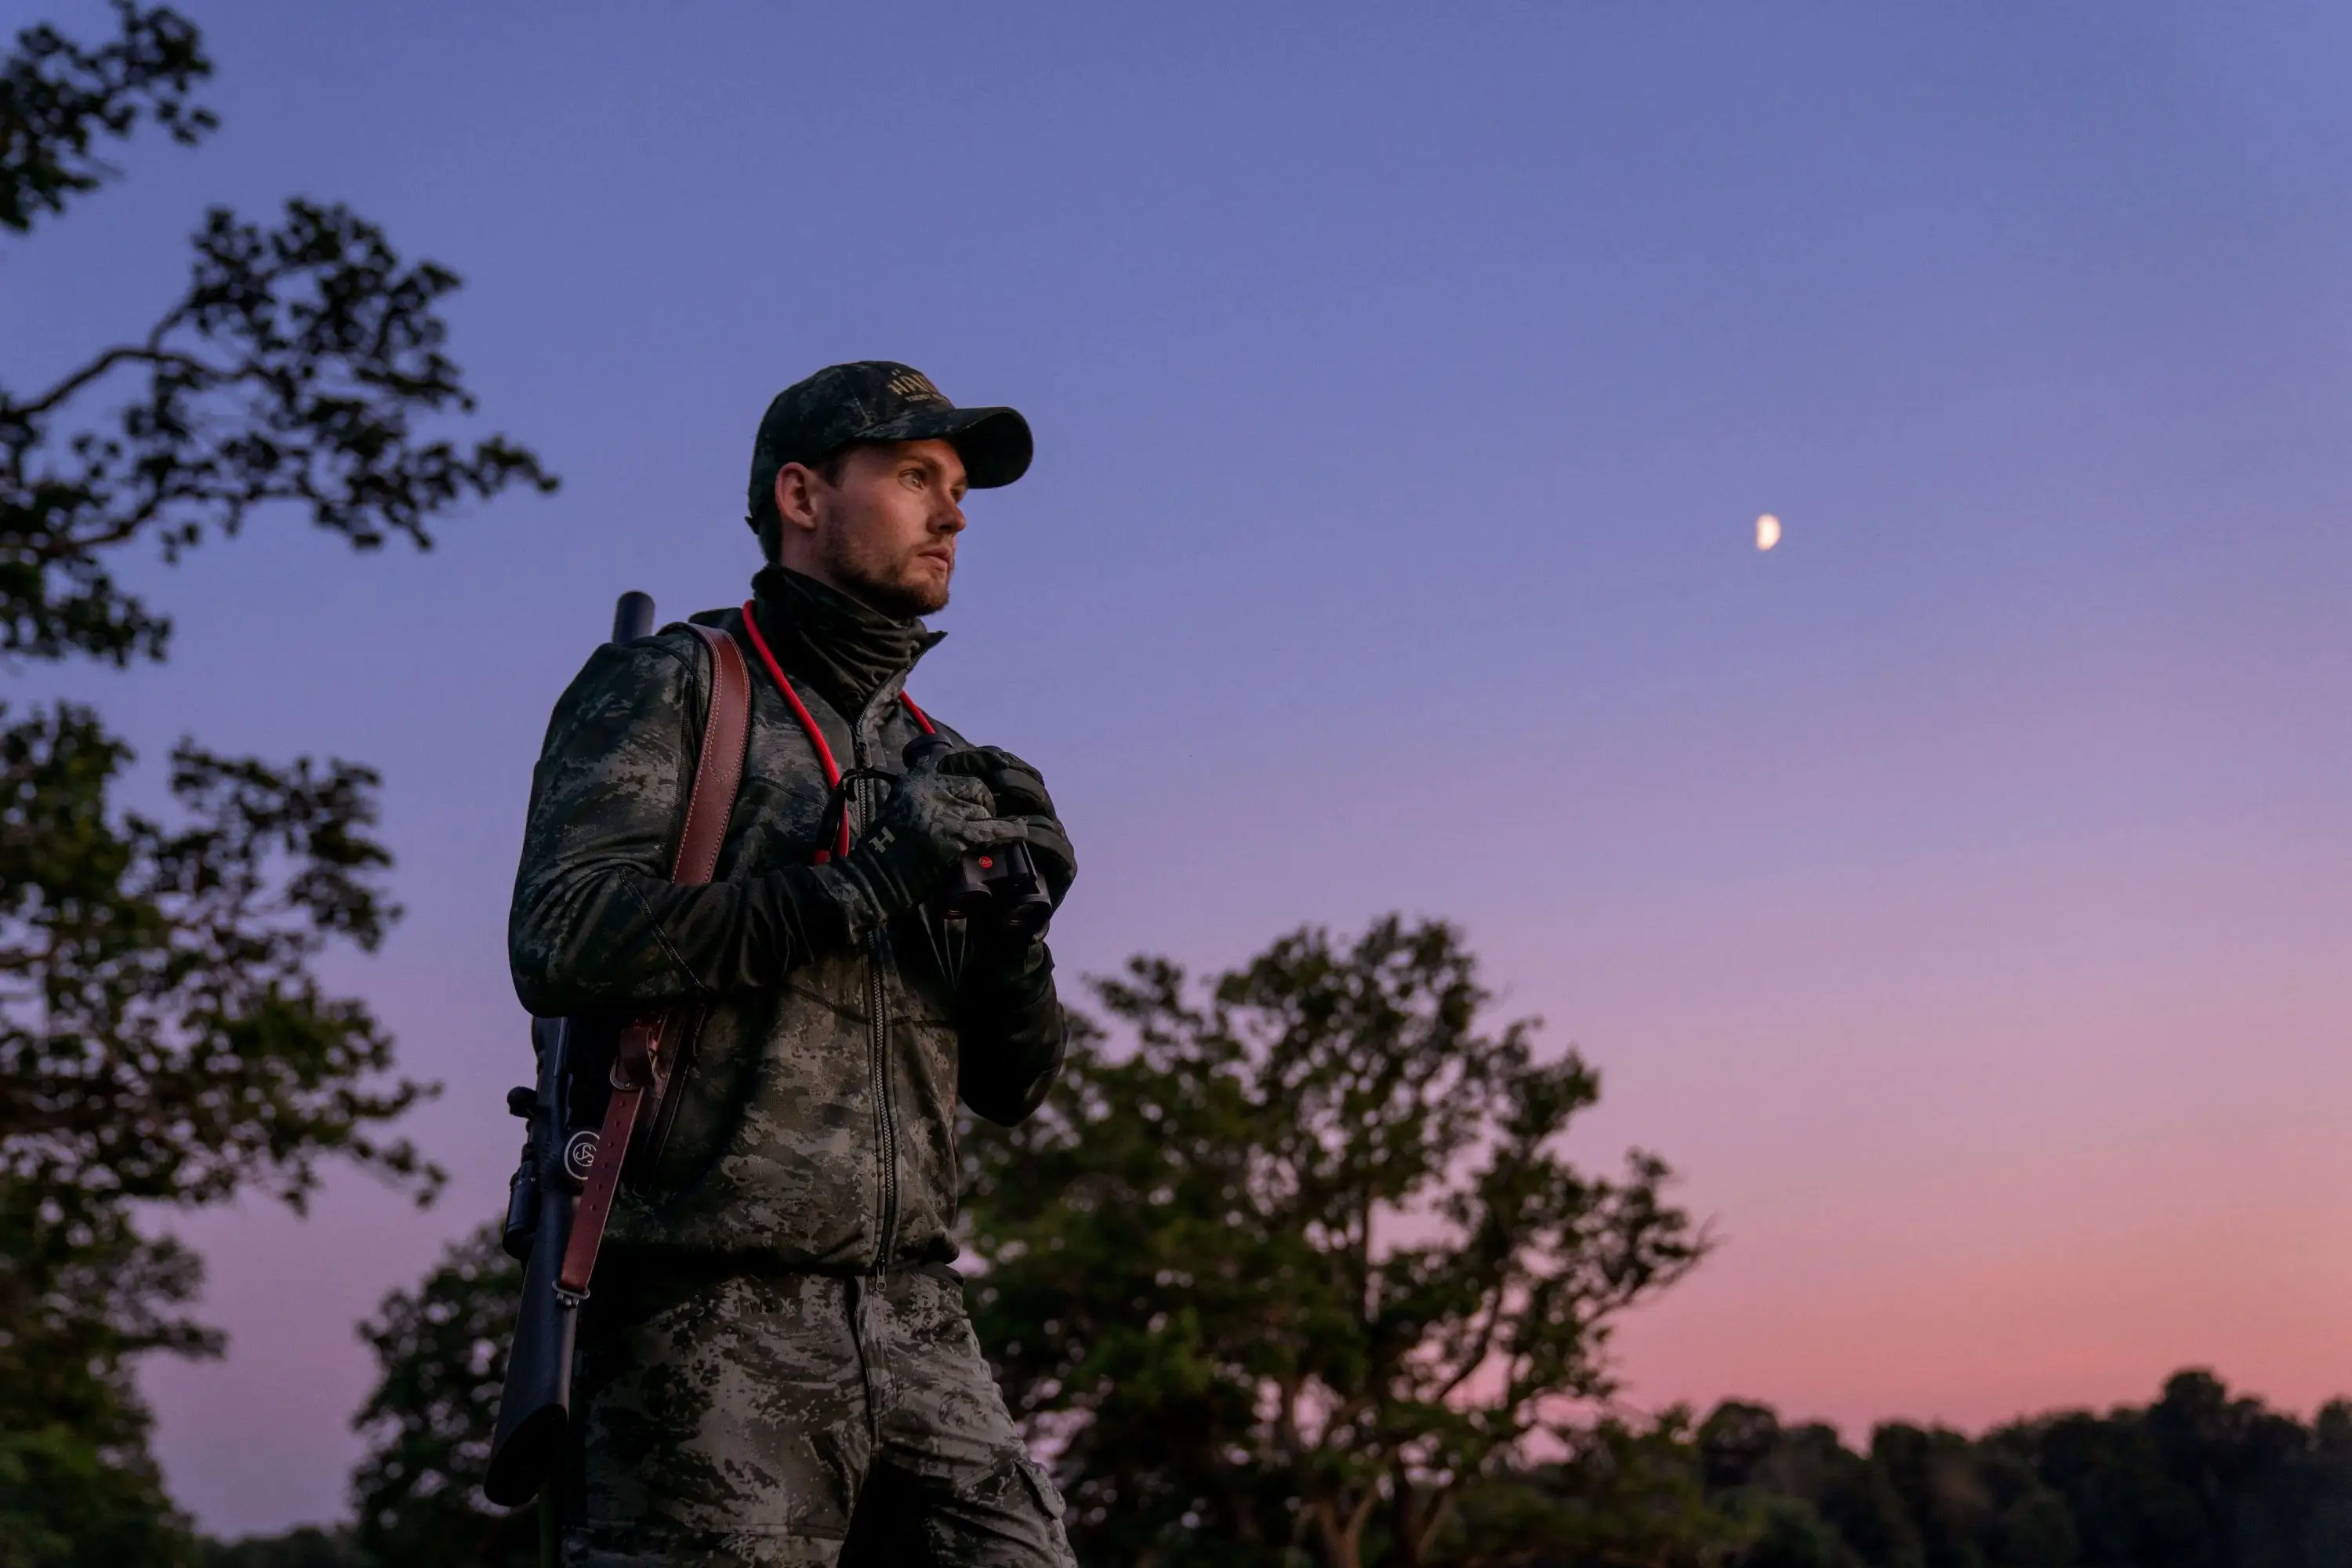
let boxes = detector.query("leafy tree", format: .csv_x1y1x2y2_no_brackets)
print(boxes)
2004,1370,2352,1568
1,706,431,1213
1429,1371,2352,1568
961,915,1711,1568
348,1224,535,1568
194,1527,359,1568
2,192,551,664
3,4,550,667
1439,1408,1764,1567
0,706,425,1563
1,0,212,235
0,4,552,1559
0,1177,209,1567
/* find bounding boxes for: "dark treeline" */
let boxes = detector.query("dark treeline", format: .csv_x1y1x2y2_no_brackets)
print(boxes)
209,1367,2352,1567
1436,1369,2352,1567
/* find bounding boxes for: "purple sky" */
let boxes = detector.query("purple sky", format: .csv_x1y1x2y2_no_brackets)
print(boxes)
9,0,2352,1537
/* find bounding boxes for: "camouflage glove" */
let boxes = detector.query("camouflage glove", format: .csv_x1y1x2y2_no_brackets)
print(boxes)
827,745,1008,933
949,746,1073,993
966,746,1076,913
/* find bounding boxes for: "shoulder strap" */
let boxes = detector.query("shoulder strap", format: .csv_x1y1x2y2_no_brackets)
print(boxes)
557,620,751,1303
670,623,751,884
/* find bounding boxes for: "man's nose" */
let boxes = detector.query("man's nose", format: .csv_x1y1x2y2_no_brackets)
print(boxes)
936,499,966,534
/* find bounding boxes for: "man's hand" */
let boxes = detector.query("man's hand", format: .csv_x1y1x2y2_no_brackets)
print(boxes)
961,746,1076,913
832,744,1008,927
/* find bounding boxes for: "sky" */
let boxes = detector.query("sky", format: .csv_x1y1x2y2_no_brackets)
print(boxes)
6,0,2351,1539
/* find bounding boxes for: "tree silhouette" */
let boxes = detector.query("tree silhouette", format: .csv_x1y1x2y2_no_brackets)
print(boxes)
0,5,552,1558
961,916,1711,1568
350,1225,535,1568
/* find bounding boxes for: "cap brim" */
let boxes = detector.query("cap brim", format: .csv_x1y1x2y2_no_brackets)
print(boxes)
855,405,1033,488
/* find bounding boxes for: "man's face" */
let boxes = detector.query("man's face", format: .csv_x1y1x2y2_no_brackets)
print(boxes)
780,438,968,617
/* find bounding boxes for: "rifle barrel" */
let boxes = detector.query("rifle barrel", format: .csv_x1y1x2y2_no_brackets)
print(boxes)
612,591,655,644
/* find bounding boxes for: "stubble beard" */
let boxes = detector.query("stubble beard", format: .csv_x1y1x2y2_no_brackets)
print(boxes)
821,528,951,619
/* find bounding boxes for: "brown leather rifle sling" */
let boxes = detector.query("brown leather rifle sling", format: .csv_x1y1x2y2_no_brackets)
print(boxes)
557,622,751,1303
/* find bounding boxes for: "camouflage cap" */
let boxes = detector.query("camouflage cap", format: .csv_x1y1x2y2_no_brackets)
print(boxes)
747,361,1033,529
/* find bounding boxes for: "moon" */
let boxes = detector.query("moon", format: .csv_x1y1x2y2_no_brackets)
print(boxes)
1756,514,1782,551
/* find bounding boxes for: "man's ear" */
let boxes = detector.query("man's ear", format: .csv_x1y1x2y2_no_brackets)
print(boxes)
773,463,822,535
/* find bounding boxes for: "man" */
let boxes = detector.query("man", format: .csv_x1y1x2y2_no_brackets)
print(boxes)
509,361,1078,1566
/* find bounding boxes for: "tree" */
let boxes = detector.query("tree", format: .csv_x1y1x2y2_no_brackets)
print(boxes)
1432,1371,2352,1568
2008,1370,2352,1568
348,1225,535,1568
2,4,550,667
0,710,422,1564
1,0,212,237
194,1527,359,1568
1439,1407,1766,1567
0,5,552,1559
961,915,1711,1568
0,1188,208,1566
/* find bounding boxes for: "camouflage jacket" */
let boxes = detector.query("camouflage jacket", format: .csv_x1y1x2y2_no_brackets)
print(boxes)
508,604,1065,1273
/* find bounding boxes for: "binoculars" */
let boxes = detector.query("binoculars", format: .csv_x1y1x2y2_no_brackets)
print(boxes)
902,734,1054,938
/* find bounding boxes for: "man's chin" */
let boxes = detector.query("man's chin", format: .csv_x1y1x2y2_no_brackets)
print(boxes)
847,569,950,619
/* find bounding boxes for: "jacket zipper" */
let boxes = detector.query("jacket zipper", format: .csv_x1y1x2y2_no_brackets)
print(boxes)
852,720,901,1268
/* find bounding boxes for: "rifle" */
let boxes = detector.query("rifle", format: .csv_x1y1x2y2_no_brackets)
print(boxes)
484,590,656,1512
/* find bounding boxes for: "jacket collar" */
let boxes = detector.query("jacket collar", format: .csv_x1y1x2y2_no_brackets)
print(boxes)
750,565,943,724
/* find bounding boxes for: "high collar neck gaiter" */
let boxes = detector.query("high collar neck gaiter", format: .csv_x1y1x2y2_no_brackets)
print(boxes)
750,564,943,720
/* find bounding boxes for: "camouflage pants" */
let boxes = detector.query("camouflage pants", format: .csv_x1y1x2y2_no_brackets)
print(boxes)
564,1263,1074,1567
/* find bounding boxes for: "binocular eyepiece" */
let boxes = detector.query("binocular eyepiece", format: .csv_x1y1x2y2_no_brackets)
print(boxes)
902,735,1054,939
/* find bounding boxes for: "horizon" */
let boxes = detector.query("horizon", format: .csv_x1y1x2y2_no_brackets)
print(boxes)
8,0,2350,1538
